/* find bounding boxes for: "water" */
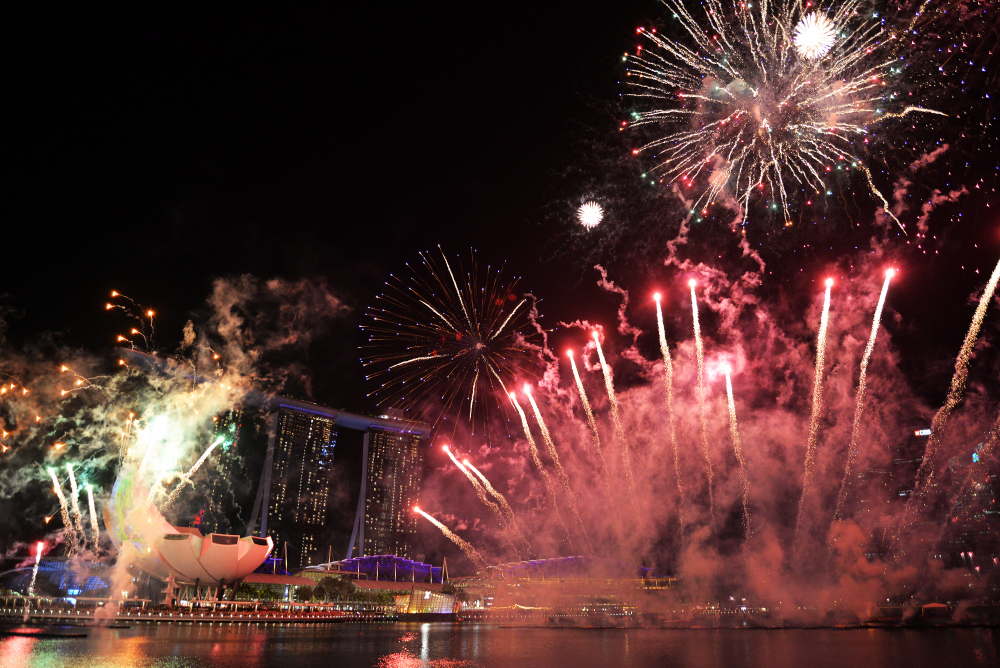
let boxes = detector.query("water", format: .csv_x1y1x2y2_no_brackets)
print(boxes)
1,623,998,668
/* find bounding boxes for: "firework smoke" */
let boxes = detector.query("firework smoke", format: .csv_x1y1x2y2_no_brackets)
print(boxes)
834,269,894,521
654,293,683,503
415,506,487,570
593,332,635,495
445,446,524,557
724,369,750,541
795,278,833,544
568,350,611,493
912,256,1000,499
463,457,532,554
690,281,714,526
65,463,87,546
86,484,100,550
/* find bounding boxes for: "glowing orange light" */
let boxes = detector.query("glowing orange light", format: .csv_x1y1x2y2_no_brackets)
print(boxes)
592,331,599,340
653,292,661,301
105,304,113,310
44,516,52,524
413,506,420,512
566,349,574,358
147,310,154,317
688,279,697,288
54,442,64,449
885,268,896,278
60,366,68,372
825,278,834,288
111,291,118,297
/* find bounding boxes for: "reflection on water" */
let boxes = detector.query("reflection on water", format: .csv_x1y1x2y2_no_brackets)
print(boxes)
1,623,999,668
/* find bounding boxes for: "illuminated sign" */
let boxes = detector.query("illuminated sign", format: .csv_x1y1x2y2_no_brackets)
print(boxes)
914,429,932,436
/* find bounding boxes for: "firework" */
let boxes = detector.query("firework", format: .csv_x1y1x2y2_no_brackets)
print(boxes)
414,506,487,570
834,269,894,521
690,281,715,525
794,13,837,60
724,368,751,541
509,391,569,543
654,293,683,503
162,435,224,508
912,257,1000,500
27,542,43,597
567,350,611,493
361,247,540,436
48,468,76,548
577,201,604,229
86,484,100,550
593,332,635,495
525,385,592,550
624,0,944,228
795,278,834,542
65,464,87,545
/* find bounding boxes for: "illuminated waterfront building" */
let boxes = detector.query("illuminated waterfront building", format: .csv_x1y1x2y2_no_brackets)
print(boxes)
255,405,338,569
360,427,425,558
247,399,431,568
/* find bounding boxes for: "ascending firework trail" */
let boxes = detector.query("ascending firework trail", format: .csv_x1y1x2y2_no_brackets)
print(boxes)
525,386,592,551
48,468,76,548
414,507,487,571
568,350,611,496
724,368,751,542
834,270,894,521
86,484,100,550
795,279,834,544
443,446,525,557
911,257,1000,506
65,464,87,545
510,392,571,546
463,459,531,553
689,281,715,528
592,332,635,495
654,293,684,506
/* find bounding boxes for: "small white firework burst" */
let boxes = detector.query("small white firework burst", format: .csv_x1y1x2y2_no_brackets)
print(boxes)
794,13,838,59
577,201,604,229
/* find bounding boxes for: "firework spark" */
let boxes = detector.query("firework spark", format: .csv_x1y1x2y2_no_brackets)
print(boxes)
625,0,944,228
577,201,604,229
462,457,531,554
834,269,893,521
162,436,224,509
795,278,833,542
724,368,751,541
361,247,540,437
414,506,487,570
794,13,837,60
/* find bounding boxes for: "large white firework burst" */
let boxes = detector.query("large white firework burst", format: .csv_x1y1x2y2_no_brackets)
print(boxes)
794,13,838,59
625,0,943,230
577,200,604,228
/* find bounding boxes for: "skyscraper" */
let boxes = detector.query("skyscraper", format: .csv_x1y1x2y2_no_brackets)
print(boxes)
361,427,425,558
258,406,338,569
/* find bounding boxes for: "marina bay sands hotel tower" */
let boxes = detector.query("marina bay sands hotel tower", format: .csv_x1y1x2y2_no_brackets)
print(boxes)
247,398,431,569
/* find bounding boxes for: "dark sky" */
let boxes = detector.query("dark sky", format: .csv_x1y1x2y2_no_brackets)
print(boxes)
1,1,998,409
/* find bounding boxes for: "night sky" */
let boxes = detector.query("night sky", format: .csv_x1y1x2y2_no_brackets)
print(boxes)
2,3,999,423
